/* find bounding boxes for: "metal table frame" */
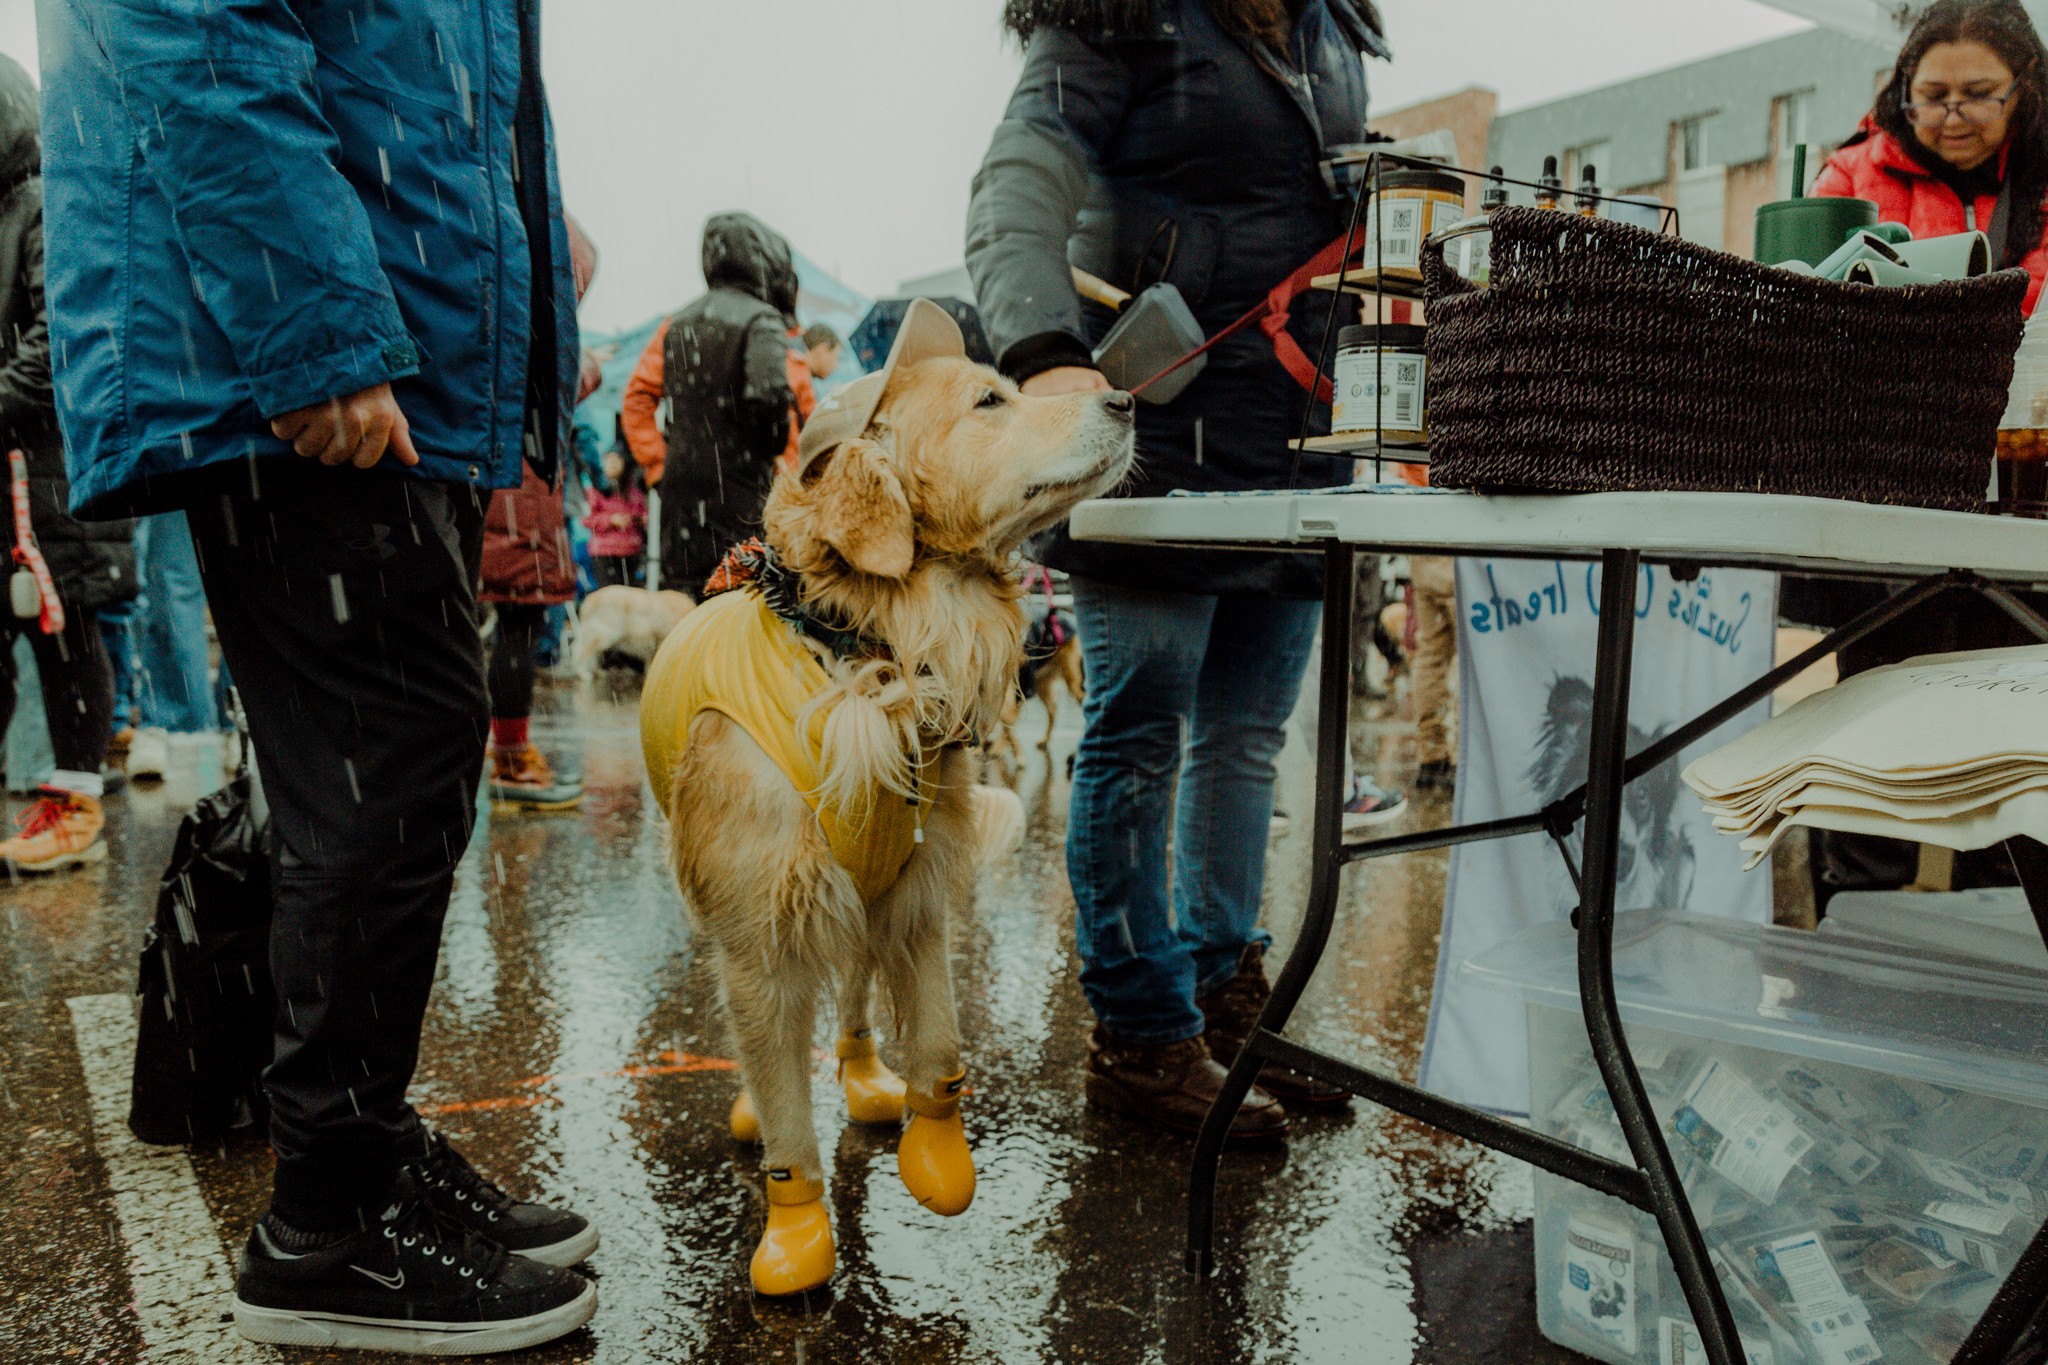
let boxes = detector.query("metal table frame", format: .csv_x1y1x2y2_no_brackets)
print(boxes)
1181,541,2048,1365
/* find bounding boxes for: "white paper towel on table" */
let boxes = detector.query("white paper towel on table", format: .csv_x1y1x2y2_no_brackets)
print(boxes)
1417,560,1778,1116
1685,645,2048,863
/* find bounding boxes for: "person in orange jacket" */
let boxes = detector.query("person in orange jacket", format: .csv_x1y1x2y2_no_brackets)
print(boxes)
622,322,817,485
1813,0,2048,314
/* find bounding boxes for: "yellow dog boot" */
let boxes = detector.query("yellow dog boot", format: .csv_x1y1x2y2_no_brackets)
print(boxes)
751,1168,834,1296
836,1030,907,1126
730,1089,761,1144
898,1070,975,1217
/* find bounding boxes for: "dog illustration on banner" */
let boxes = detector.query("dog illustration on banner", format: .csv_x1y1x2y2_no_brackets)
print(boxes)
1416,558,1776,1115
1526,676,1698,915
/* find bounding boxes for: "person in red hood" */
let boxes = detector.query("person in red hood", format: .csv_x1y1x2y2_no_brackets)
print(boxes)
1814,0,2048,314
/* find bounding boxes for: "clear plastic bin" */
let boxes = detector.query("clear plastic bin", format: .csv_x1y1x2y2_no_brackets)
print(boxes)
1462,911,2048,1365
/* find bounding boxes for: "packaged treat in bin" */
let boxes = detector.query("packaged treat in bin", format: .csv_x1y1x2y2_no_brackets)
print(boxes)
1465,911,2048,1365
1860,1237,1971,1306
1670,1059,1817,1205
1562,1211,1647,1356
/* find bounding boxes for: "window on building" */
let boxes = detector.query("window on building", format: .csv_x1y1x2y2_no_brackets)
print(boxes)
1568,140,1612,189
1778,90,1813,152
1679,114,1718,172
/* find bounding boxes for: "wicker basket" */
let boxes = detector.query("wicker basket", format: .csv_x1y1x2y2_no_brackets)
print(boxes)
1419,207,2027,511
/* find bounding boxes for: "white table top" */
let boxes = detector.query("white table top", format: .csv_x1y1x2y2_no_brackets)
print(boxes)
1068,489,2048,582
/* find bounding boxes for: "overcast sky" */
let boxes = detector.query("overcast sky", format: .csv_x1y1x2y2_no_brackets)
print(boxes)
0,0,1816,332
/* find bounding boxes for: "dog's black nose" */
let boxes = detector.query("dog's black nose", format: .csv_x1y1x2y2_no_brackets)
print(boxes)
1102,390,1136,418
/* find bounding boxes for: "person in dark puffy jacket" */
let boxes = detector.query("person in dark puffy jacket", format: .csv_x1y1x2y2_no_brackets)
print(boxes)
966,0,1391,1140
643,213,797,588
0,54,135,874
36,0,597,1349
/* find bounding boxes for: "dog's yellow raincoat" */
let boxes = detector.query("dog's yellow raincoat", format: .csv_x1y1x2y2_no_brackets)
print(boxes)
641,588,936,905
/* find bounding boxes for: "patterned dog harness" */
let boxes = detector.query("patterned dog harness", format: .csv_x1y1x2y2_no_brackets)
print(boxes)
641,543,937,906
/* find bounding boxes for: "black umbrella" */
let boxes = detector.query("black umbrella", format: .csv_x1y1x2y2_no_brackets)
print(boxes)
850,297,995,371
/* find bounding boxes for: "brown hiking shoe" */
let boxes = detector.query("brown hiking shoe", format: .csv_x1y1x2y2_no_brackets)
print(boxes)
489,744,584,810
1084,1026,1289,1141
1199,944,1352,1111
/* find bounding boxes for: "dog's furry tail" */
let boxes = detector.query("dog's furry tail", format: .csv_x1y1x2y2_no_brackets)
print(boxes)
968,783,1025,869
800,658,922,825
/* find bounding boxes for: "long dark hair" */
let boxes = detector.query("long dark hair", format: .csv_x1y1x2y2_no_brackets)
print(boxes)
1873,0,2048,268
1213,0,1293,48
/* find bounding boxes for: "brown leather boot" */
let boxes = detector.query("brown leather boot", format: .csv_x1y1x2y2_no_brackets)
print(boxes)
1084,1026,1289,1140
1199,944,1352,1111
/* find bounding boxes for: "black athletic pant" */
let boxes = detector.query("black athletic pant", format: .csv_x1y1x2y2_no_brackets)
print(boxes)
186,463,487,1231
0,608,114,778
486,601,546,721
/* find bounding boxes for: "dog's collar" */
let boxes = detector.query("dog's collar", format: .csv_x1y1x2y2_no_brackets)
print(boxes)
704,538,889,663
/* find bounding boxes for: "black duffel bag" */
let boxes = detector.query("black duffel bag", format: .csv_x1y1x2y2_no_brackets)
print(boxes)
127,755,275,1146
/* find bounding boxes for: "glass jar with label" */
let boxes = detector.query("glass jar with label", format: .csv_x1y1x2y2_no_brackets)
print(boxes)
1359,168,1468,284
1331,323,1428,445
1996,313,2048,516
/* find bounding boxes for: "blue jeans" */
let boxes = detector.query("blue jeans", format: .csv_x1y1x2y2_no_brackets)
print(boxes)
1067,579,1320,1043
136,512,220,733
98,600,139,729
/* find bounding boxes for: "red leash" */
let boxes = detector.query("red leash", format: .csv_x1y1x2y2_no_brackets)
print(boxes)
8,450,62,636
1127,231,1364,404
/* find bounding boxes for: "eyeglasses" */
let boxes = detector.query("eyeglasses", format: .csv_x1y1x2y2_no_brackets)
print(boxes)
1902,80,2022,128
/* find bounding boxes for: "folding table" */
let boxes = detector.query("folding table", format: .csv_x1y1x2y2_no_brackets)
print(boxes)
1069,487,2048,1365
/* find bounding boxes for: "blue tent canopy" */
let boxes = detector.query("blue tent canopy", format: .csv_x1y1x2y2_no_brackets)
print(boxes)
850,298,994,373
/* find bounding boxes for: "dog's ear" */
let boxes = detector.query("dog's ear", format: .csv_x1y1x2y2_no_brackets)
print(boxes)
805,439,914,579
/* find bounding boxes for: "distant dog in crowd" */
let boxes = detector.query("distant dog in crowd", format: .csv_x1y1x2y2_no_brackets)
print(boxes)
1378,599,1410,687
571,585,695,677
1527,675,1696,913
982,603,1086,783
639,301,1133,1296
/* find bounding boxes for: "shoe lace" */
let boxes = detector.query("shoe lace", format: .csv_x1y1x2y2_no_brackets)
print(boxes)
14,796,72,840
418,1131,517,1224
382,1195,511,1290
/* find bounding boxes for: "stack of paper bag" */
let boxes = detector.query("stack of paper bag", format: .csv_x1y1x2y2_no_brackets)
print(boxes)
1683,645,2048,869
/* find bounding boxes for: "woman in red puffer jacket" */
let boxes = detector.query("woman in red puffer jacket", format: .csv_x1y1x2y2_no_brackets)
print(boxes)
1804,0,2048,912
1814,0,2048,314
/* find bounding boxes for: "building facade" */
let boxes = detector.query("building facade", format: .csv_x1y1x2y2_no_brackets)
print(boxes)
1373,27,1897,258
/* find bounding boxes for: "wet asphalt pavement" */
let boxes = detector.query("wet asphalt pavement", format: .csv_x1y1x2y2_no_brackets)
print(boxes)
0,672,1598,1365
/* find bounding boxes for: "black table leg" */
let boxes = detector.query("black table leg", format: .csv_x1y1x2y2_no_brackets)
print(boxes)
2009,835,2048,953
1187,541,1355,1276
1578,549,1743,1364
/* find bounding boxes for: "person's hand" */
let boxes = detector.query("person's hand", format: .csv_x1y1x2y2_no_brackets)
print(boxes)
1020,366,1114,397
271,382,420,469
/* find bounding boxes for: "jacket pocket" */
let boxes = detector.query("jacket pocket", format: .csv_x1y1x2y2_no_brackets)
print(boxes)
1072,186,1222,312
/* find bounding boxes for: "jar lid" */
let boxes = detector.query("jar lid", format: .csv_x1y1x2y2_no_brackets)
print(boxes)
1337,323,1428,350
1370,167,1465,197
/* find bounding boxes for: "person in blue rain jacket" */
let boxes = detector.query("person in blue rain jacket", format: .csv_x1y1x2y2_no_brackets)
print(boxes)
35,1,600,1352
38,0,580,514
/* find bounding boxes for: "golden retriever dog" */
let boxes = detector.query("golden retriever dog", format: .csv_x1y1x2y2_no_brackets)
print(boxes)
571,585,695,677
639,301,1133,1297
